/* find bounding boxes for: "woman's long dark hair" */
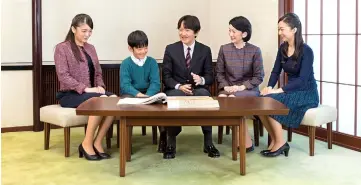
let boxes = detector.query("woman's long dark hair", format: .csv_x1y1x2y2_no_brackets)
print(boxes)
278,13,303,61
65,14,93,62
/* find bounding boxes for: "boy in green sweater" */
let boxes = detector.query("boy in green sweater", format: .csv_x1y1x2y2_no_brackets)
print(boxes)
120,30,166,152
120,30,160,97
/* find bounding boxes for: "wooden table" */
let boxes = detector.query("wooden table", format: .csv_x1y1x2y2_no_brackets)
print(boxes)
76,97,288,177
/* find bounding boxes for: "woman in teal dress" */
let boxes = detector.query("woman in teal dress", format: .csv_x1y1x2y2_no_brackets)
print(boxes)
260,13,319,157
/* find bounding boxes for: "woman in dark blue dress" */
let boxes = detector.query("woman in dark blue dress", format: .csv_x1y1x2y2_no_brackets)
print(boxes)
260,13,319,157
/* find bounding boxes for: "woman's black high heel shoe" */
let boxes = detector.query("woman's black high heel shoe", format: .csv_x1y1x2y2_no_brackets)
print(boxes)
93,145,111,159
262,143,290,157
78,144,101,161
237,145,255,153
260,150,271,155
237,139,255,153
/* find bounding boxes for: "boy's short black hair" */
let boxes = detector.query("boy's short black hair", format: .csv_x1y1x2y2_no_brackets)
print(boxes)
229,16,252,42
177,15,201,35
128,30,148,48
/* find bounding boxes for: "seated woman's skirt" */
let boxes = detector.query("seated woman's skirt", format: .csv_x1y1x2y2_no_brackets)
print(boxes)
265,88,319,128
56,90,115,108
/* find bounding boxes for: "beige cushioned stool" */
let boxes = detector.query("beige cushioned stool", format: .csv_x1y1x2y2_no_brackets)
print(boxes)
40,105,88,157
300,104,337,156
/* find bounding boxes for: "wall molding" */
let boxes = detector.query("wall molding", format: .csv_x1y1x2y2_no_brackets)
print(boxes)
1,66,33,71
1,126,33,133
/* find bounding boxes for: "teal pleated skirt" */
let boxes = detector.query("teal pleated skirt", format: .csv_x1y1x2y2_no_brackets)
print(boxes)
264,88,319,128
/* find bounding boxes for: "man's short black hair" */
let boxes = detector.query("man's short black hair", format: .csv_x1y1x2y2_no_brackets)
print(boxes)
128,30,148,48
177,15,201,35
229,16,252,42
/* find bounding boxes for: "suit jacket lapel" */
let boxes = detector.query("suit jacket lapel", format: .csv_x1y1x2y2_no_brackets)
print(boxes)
176,41,187,72
190,41,200,71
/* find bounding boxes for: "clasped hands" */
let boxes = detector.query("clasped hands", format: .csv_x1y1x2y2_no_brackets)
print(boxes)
260,86,284,96
84,86,106,94
179,72,203,95
223,85,246,93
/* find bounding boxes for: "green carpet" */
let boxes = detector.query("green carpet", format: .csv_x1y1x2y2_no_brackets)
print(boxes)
2,124,361,185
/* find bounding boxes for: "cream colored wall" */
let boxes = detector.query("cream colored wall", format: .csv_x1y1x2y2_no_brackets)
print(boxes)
1,71,34,128
1,0,32,64
41,0,278,67
42,0,211,62
1,0,34,128
1,0,278,128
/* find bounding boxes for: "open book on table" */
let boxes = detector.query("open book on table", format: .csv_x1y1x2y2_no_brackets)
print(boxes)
117,92,168,105
117,92,219,108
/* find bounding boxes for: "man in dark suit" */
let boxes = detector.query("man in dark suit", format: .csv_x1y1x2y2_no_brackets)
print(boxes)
161,15,220,159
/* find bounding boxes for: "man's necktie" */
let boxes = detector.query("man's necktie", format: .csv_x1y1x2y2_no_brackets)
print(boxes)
185,47,191,69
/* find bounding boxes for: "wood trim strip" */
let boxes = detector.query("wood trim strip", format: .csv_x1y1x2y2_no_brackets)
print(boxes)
288,0,294,12
279,0,285,18
1,66,33,71
1,126,33,133
355,0,358,136
336,0,340,131
279,0,284,87
100,64,121,69
305,0,308,43
320,0,323,104
32,0,42,132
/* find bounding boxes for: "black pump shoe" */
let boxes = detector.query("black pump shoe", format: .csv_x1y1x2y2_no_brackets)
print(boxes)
262,143,290,157
238,145,255,153
260,150,271,155
78,144,101,161
93,145,111,159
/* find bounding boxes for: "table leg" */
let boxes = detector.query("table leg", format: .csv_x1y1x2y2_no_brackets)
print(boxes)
232,125,237,161
126,126,132,162
239,117,246,175
119,117,127,177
